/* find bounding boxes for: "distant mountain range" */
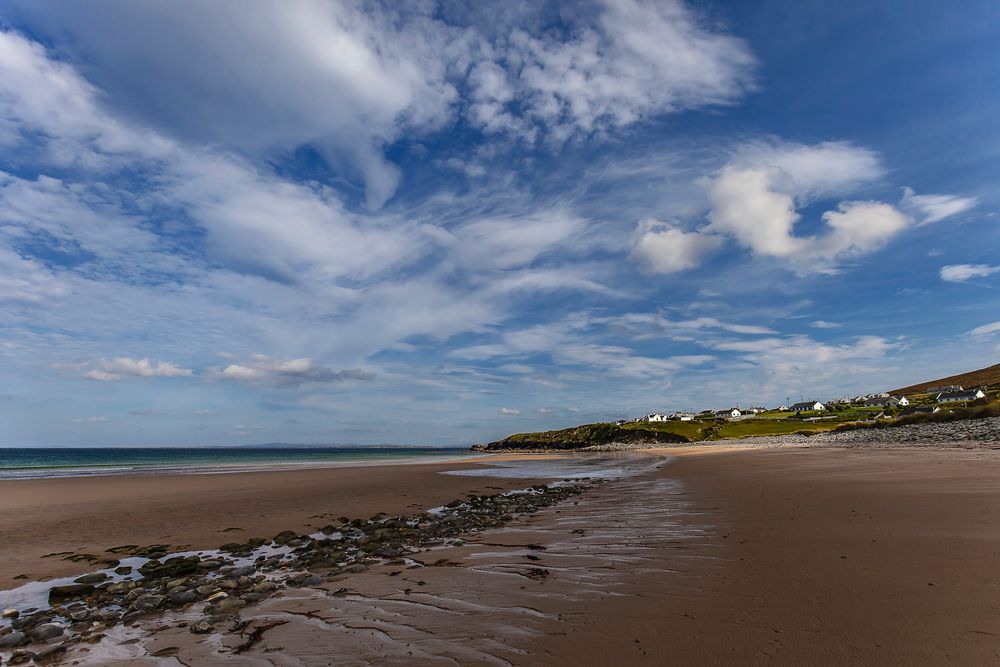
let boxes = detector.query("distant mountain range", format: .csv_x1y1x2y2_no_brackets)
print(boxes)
892,363,1000,395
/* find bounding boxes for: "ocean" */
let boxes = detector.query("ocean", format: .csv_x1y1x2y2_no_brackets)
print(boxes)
0,446,472,480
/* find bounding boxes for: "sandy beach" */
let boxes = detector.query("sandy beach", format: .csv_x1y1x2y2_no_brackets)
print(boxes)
0,456,552,589
3,443,1000,664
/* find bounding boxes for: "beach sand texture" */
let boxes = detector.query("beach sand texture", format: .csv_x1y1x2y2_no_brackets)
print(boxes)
2,445,1000,664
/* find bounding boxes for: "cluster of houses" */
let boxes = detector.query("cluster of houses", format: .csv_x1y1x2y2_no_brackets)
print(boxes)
622,385,989,425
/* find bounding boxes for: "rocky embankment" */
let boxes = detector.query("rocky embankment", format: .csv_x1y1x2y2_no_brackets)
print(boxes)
0,481,593,664
474,423,688,451
711,416,1000,449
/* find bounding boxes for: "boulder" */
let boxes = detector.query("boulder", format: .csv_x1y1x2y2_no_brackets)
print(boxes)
0,631,27,647
73,572,108,585
28,623,64,642
48,584,94,603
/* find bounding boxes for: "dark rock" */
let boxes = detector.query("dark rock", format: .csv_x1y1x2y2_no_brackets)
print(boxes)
73,572,107,585
28,623,64,642
9,649,34,665
130,594,166,612
32,643,66,662
169,591,198,605
272,530,298,545
189,620,214,635
227,565,255,578
113,566,132,575
0,631,27,648
48,584,94,603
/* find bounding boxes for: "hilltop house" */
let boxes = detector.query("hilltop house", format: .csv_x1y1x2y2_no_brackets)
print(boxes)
927,385,962,394
672,412,695,421
644,413,670,422
864,395,909,408
789,401,826,412
900,406,941,416
714,408,742,418
937,389,986,403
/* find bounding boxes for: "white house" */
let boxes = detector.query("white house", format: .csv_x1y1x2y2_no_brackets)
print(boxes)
645,413,670,422
864,395,908,408
926,385,962,394
672,412,695,421
789,401,826,412
937,389,986,403
714,408,742,418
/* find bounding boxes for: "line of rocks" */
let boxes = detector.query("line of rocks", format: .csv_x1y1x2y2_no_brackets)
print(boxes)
0,480,593,665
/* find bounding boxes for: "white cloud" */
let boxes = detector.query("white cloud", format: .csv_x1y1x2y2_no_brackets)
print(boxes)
498,407,521,416
473,0,755,141
630,219,723,274
901,187,978,225
70,416,107,423
810,320,841,329
966,321,1000,338
84,357,194,381
626,141,913,274
939,264,1000,283
214,355,375,387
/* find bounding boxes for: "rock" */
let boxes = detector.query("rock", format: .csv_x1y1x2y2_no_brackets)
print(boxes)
0,631,27,648
72,573,107,585
130,594,166,612
195,585,218,597
9,649,34,665
218,579,238,590
272,530,298,545
228,565,255,578
206,592,228,603
48,584,94,603
31,643,66,662
213,599,246,616
169,591,197,605
198,560,222,570
2,608,19,619
241,592,265,602
300,575,323,586
189,620,214,634
113,566,132,575
252,581,276,593
28,623,64,642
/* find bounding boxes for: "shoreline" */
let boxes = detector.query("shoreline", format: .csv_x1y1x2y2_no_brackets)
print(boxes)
4,443,1000,663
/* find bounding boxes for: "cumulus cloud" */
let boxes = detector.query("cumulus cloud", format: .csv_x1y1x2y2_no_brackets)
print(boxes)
216,355,375,387
630,219,723,274
939,264,1000,283
84,357,194,381
901,187,978,225
630,141,914,274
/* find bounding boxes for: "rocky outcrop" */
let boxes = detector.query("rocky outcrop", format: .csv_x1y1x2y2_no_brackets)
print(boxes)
479,423,689,451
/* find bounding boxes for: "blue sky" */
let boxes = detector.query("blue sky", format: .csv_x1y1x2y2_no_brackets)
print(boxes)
0,0,997,446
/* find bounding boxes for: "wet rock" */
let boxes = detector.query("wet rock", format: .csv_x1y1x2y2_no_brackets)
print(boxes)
9,649,34,665
0,631,27,648
169,591,198,605
73,573,107,585
113,566,132,575
3,608,20,619
252,581,276,593
241,592,265,602
130,594,166,612
195,585,218,597
208,598,246,616
198,559,222,570
272,530,298,545
300,575,323,586
206,592,228,603
228,565,255,578
189,620,214,635
32,643,66,662
28,623,64,642
48,584,94,603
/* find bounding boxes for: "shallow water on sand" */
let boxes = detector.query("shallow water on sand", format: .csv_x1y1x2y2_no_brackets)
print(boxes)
56,455,716,666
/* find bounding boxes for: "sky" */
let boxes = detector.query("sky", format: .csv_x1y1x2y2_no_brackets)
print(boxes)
0,0,997,447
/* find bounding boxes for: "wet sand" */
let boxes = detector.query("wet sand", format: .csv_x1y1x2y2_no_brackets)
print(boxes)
5,445,1000,664
0,456,551,588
